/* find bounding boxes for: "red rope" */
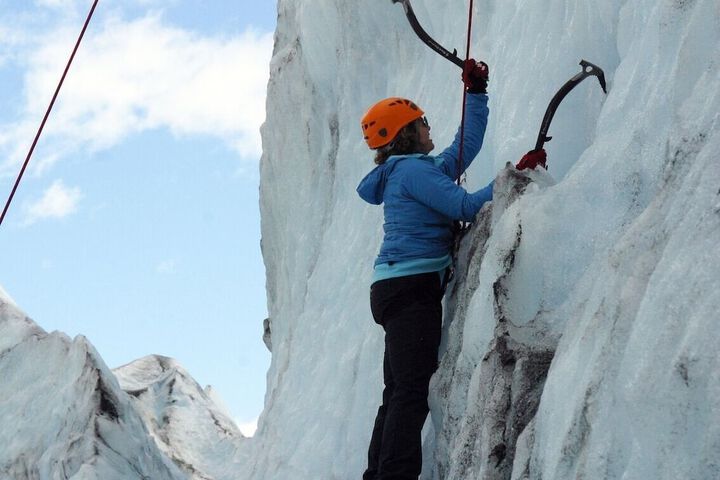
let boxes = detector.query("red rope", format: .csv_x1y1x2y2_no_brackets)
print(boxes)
0,0,100,229
456,0,475,187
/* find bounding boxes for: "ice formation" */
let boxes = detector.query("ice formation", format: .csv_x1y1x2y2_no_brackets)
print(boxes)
1,0,719,479
251,0,720,478
0,291,186,479
0,290,245,479
114,355,247,479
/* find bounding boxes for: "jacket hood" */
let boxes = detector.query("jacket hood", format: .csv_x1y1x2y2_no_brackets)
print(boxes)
357,155,423,205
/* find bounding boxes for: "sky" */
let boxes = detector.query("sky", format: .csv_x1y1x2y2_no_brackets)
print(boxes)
0,0,276,436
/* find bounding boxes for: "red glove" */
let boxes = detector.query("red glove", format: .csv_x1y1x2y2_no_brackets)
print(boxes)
515,149,547,170
462,59,489,94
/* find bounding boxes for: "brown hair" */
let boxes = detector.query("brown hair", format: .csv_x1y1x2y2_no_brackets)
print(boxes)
373,120,422,165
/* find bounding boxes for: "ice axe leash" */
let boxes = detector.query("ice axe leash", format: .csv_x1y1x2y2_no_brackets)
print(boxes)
534,60,607,153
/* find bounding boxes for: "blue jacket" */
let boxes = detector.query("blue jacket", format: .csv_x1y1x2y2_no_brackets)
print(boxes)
357,93,493,267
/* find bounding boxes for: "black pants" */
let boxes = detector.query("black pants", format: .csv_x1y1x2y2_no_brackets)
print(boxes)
363,272,443,480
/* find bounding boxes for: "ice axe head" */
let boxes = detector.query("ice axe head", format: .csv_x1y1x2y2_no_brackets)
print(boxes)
534,59,608,151
390,0,465,68
580,59,607,94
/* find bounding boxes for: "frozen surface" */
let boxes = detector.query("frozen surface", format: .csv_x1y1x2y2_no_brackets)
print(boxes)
114,355,247,480
1,0,719,478
0,292,186,479
251,0,720,478
0,290,246,479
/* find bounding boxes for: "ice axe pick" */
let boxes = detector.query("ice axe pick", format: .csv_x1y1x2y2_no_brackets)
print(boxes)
391,0,465,69
534,60,607,152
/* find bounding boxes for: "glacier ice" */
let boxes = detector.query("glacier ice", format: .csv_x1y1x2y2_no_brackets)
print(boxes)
0,291,186,479
1,0,719,478
0,290,246,480
250,0,720,478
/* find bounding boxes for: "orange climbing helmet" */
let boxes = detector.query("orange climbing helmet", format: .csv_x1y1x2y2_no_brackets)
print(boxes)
360,97,424,149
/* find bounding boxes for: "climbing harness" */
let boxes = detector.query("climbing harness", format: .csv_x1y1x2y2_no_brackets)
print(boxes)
0,0,100,229
534,60,607,152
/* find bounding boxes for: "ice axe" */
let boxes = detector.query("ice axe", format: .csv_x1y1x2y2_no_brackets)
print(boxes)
391,0,465,69
534,60,607,152
391,1,608,162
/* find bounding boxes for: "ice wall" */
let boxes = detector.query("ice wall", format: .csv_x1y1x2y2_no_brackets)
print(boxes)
255,0,720,479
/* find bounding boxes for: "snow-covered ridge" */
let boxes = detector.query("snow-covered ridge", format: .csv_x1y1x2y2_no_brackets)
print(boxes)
0,290,245,479
114,355,247,480
252,0,720,478
1,0,718,478
0,293,184,479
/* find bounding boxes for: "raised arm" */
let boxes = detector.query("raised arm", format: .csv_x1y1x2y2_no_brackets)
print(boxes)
404,161,493,222
435,93,489,180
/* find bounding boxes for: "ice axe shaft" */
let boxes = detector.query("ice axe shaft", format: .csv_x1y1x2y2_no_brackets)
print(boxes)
392,0,464,69
535,59,607,151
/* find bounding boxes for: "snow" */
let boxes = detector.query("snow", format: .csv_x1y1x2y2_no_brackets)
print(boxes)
250,0,720,478
113,355,247,479
1,0,719,478
0,297,186,479
0,295,246,479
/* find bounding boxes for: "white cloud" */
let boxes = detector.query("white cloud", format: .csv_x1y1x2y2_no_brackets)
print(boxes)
1,11,273,175
156,259,176,274
23,179,81,225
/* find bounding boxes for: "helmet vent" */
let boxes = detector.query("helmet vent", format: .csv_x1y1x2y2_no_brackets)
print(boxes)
360,97,424,149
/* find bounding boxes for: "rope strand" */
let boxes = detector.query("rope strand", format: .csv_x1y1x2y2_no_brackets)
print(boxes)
0,0,100,229
455,0,475,187
451,0,476,268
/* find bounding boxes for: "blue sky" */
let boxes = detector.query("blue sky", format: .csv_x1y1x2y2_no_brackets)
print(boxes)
0,0,276,435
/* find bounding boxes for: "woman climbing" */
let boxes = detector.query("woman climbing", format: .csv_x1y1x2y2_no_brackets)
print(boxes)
356,60,547,479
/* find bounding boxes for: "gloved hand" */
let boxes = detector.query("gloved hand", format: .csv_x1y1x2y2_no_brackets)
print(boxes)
515,149,547,170
462,58,489,94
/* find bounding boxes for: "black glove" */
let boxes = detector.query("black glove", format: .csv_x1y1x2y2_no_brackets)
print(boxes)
462,59,489,94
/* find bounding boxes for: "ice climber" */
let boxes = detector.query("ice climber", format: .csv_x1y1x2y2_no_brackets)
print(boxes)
356,59,547,480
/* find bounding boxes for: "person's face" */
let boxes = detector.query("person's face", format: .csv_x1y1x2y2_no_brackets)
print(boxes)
417,116,434,154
